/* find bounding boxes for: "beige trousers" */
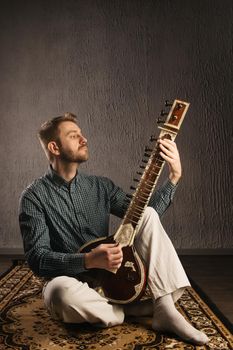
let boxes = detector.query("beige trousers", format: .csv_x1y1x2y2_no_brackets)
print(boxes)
43,207,190,326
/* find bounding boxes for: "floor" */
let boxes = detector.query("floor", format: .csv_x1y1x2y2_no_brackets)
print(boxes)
180,255,233,325
0,255,232,325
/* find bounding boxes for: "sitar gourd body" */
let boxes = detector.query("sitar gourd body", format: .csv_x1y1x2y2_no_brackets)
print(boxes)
79,234,146,304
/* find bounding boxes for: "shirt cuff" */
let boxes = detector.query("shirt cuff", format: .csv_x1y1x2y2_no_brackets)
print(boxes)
73,253,88,274
162,179,178,201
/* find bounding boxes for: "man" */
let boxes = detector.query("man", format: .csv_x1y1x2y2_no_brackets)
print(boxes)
19,113,209,345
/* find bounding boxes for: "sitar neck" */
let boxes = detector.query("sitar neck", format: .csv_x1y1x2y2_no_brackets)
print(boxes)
122,99,190,230
122,139,166,228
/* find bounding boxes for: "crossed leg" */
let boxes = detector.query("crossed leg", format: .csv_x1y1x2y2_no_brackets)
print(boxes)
43,207,209,344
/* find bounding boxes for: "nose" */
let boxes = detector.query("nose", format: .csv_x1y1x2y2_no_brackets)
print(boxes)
80,135,87,145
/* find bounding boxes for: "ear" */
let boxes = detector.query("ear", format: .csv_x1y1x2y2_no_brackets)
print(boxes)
47,141,60,156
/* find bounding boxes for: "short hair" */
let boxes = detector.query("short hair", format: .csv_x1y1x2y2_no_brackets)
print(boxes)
38,112,78,148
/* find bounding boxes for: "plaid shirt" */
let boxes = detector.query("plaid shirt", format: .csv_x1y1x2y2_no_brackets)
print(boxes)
19,166,177,278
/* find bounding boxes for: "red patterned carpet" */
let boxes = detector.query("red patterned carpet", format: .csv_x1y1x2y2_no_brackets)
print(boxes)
0,263,232,349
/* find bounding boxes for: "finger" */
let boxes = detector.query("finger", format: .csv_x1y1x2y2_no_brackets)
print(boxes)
106,247,122,256
109,251,123,261
111,256,123,263
159,143,176,155
114,250,123,258
101,243,119,249
159,138,177,150
111,260,123,268
159,143,176,158
109,255,122,266
159,138,176,145
159,151,174,163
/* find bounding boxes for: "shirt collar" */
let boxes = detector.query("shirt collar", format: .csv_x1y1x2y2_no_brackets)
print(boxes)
46,165,79,190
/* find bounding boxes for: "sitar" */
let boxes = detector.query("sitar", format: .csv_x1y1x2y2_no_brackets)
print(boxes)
79,99,190,304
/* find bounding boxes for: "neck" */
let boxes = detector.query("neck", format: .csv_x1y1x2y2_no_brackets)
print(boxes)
51,160,79,182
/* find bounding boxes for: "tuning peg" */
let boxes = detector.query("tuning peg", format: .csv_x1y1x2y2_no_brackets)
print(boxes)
145,146,153,152
165,100,172,107
141,159,147,163
160,109,168,116
124,196,131,205
136,171,143,176
122,203,129,210
157,118,165,124
124,198,130,205
139,165,145,169
126,193,133,199
130,186,136,190
133,178,139,182
144,153,150,158
150,136,157,142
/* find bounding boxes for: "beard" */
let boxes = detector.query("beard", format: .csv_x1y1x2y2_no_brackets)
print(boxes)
59,146,89,164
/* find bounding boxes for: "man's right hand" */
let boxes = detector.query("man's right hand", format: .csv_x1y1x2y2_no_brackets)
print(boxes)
84,243,123,271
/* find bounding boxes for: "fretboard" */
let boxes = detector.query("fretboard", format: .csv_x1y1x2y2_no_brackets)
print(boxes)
122,135,168,228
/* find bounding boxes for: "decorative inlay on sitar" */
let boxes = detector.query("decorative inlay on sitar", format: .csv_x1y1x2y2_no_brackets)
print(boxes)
79,99,190,304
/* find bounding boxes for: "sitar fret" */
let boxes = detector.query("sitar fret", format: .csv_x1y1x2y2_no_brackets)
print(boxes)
128,207,143,216
132,203,144,211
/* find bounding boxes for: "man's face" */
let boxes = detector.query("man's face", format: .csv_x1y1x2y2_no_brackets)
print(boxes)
56,121,89,164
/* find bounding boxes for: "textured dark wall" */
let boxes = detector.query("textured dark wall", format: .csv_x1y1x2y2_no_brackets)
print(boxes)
0,0,232,250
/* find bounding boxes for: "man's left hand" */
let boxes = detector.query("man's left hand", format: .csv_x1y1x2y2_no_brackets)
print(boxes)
158,138,182,185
